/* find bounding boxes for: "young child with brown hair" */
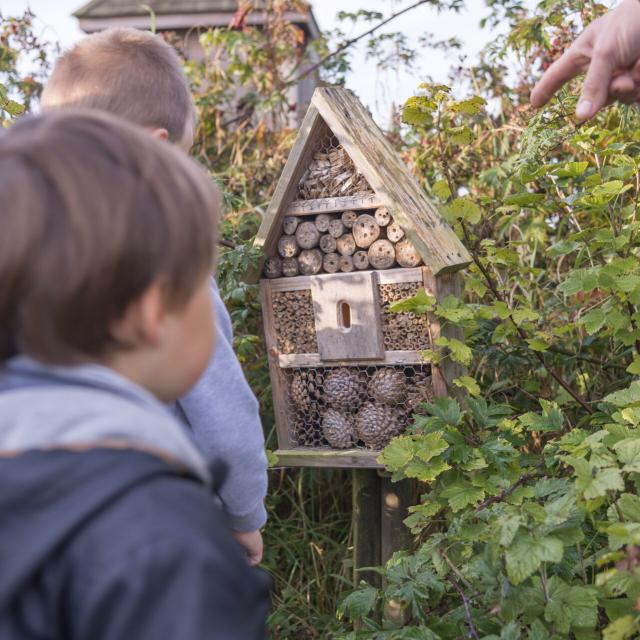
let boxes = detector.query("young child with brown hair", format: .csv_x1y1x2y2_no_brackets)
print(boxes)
40,27,268,564
0,109,270,639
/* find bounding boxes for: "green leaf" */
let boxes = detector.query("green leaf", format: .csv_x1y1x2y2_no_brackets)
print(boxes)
440,481,484,512
617,493,640,521
504,192,545,207
435,295,474,323
432,179,451,200
436,336,473,366
527,337,550,352
424,397,463,426
613,437,640,472
544,577,598,632
627,358,640,375
446,125,473,144
379,436,414,469
505,532,564,584
444,197,482,224
404,457,451,482
580,308,607,335
553,161,589,178
520,401,564,432
606,381,640,407
414,432,450,462
512,308,540,325
602,615,639,640
402,95,435,127
337,584,379,620
389,288,436,314
453,376,481,397
572,458,624,499
450,95,486,114
265,449,279,467
528,619,550,640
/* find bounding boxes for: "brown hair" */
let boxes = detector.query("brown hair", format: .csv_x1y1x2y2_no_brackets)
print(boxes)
40,28,195,143
0,109,219,363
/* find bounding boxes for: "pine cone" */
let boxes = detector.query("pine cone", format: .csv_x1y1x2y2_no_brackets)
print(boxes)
406,374,435,414
289,370,323,411
322,409,355,449
368,368,406,405
323,368,366,412
355,402,405,449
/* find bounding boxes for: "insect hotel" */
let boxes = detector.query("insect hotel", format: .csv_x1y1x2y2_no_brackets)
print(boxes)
254,87,471,468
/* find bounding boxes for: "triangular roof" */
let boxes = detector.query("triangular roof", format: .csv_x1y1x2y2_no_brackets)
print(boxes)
75,0,250,18
73,0,320,38
253,87,471,276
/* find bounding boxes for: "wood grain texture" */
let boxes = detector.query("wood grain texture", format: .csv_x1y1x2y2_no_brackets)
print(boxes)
286,193,382,216
353,470,382,588
260,281,293,448
278,350,428,368
309,271,384,361
311,87,471,274
274,448,383,468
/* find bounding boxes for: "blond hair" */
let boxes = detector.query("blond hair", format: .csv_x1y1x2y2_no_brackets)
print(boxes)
0,109,219,363
41,28,195,143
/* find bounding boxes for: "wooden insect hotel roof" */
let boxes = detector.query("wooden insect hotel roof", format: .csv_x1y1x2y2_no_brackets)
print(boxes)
253,86,472,276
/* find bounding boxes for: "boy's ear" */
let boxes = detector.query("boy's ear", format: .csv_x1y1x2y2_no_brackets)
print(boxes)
110,281,167,348
149,127,170,143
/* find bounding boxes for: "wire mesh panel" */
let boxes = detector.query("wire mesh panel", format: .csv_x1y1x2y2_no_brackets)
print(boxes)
297,120,374,200
282,364,434,450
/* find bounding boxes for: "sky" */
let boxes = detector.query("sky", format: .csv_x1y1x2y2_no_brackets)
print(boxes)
0,0,499,122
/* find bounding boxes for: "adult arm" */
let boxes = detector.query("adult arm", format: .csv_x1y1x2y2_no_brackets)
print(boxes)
530,0,640,120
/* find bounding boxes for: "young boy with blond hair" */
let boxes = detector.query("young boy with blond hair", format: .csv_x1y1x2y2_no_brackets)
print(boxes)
40,27,268,564
0,109,269,638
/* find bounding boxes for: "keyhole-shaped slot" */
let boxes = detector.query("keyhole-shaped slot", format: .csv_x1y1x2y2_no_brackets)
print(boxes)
338,300,351,330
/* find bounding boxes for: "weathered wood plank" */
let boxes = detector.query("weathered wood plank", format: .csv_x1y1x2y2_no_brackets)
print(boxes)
260,282,293,448
381,476,417,626
309,271,384,361
274,448,383,468
286,194,382,216
278,350,428,368
311,87,471,275
353,470,382,589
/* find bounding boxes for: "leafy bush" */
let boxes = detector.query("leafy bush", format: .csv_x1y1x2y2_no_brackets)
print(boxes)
337,2,640,637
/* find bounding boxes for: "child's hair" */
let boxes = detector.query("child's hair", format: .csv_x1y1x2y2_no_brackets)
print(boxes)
40,28,196,144
0,109,219,363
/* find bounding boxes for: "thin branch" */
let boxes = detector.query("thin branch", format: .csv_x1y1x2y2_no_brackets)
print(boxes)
290,0,433,84
475,465,545,512
446,575,480,640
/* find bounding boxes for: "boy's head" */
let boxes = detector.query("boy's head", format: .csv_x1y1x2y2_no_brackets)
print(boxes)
0,110,219,401
41,28,196,151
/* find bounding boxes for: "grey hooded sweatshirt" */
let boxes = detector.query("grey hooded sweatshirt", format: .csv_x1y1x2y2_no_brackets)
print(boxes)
173,282,268,532
0,356,210,483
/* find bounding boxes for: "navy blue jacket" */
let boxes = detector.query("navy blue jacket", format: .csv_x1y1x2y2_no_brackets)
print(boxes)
0,448,271,639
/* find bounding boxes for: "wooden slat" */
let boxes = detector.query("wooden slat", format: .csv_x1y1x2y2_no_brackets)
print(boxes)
309,271,384,361
249,105,325,282
274,448,383,468
278,350,428,368
260,281,293,449
311,87,471,275
286,194,383,216
353,470,382,589
265,266,427,292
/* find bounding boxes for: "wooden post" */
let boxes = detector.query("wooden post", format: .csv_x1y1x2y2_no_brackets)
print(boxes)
381,475,417,627
352,469,382,588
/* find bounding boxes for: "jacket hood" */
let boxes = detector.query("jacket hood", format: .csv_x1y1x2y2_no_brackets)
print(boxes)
0,357,210,484
0,448,198,608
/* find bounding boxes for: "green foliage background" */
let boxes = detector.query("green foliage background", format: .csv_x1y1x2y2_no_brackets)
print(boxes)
7,0,640,637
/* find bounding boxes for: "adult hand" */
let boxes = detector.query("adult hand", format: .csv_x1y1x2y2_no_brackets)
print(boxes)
231,528,264,566
530,0,640,121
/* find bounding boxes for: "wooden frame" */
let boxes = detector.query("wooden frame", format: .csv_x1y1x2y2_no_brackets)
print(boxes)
254,87,469,469
262,266,462,468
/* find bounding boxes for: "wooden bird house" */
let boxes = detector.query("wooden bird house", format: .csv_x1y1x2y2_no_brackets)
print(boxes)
254,87,471,468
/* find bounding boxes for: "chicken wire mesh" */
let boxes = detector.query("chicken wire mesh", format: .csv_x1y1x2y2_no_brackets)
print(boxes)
296,120,374,200
282,364,434,450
